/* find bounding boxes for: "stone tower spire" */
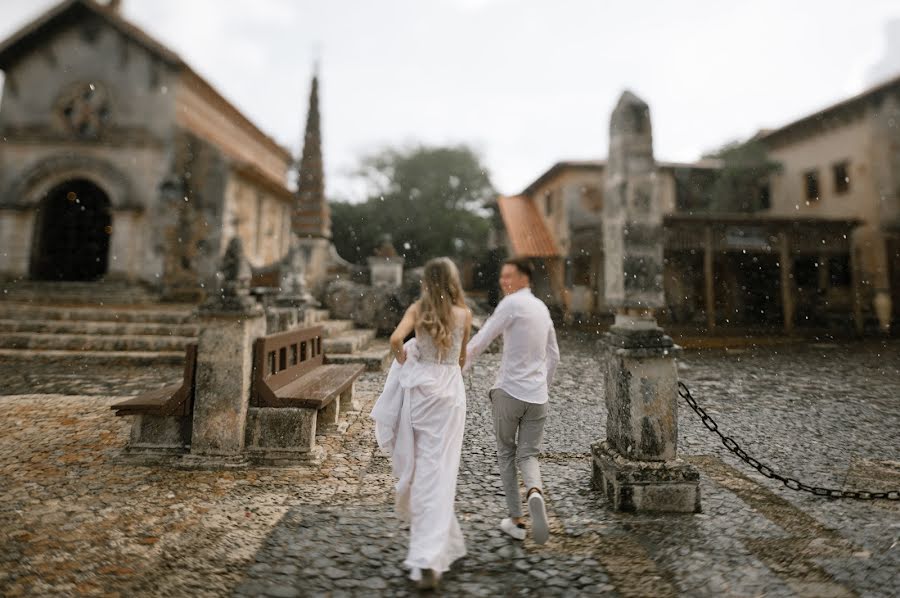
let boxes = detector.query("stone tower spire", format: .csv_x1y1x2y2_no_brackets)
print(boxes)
293,72,331,239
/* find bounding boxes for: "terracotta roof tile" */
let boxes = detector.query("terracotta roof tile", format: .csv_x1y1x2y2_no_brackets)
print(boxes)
497,195,561,258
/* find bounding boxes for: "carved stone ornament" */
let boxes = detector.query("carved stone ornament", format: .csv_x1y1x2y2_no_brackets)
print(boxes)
55,81,112,138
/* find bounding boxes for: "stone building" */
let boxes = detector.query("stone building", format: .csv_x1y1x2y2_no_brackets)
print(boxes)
499,76,900,333
0,0,301,301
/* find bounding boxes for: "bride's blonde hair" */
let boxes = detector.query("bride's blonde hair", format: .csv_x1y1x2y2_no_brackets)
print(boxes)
416,257,466,353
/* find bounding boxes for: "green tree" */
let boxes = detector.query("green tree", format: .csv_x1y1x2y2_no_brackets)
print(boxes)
704,139,781,212
330,144,496,267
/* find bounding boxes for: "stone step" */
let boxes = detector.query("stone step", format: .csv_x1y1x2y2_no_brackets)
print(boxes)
321,319,355,336
324,340,392,372
305,308,330,325
0,319,199,337
0,332,194,352
0,280,158,305
0,303,194,324
322,329,377,354
0,348,185,367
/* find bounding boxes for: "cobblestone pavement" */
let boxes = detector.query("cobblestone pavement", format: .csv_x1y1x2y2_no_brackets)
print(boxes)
1,337,898,597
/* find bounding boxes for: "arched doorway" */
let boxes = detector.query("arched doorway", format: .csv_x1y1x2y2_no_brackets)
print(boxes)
30,179,112,281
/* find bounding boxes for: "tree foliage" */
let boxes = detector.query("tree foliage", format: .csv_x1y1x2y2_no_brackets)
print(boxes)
330,144,496,267
704,139,781,212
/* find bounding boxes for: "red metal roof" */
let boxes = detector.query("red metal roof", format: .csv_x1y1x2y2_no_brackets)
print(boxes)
497,195,561,258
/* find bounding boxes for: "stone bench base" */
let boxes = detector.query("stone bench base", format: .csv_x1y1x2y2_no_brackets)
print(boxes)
123,414,191,453
243,398,353,465
591,440,701,513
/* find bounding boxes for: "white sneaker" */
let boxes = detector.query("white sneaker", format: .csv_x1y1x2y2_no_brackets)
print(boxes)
528,491,549,545
499,517,527,540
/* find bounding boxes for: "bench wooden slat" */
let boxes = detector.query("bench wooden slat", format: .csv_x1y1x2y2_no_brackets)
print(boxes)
113,383,179,411
271,364,365,409
112,343,198,417
251,326,327,408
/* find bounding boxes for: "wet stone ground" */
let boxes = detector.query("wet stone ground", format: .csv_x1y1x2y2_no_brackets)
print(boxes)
1,336,898,597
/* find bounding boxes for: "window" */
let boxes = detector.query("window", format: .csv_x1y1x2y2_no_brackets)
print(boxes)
804,170,819,202
544,191,553,215
833,161,850,194
581,185,603,212
829,255,851,287
758,182,771,210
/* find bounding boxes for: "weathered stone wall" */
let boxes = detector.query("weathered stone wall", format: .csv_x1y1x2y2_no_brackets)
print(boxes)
222,173,292,268
0,18,177,282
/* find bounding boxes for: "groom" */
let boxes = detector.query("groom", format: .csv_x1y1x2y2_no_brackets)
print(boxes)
464,258,559,544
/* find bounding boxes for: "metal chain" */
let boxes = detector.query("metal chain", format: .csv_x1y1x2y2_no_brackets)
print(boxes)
678,382,900,501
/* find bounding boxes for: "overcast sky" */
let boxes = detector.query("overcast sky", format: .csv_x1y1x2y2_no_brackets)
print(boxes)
2,0,899,200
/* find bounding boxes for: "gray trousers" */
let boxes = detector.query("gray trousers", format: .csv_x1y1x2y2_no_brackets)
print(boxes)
489,388,548,518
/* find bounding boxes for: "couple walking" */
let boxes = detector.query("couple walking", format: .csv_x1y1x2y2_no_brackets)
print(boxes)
371,256,560,590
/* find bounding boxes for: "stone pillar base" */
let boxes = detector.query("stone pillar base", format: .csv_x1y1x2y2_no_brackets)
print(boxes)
591,440,701,513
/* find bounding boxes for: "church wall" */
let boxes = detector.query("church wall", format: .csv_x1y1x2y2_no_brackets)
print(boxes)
0,20,179,283
174,82,290,185
221,173,292,268
0,210,35,274
0,21,177,140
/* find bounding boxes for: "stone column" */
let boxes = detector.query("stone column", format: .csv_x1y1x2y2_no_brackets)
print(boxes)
184,238,266,468
591,91,700,513
703,225,716,331
779,231,795,334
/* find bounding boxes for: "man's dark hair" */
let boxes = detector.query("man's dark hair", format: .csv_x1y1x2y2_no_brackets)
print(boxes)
503,257,533,282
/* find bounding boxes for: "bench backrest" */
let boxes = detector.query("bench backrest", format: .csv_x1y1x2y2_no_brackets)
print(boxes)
251,326,324,407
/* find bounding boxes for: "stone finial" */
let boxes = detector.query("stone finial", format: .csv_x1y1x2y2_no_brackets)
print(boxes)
603,90,665,315
221,237,251,286
276,242,315,307
201,237,259,313
372,234,399,258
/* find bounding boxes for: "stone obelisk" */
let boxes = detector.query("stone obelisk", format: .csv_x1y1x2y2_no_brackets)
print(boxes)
590,91,701,512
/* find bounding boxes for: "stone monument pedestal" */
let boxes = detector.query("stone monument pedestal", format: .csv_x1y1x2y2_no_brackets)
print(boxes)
591,317,700,512
181,304,266,469
591,440,700,512
368,256,404,288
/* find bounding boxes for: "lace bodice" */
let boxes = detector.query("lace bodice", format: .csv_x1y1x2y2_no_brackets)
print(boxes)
415,307,467,365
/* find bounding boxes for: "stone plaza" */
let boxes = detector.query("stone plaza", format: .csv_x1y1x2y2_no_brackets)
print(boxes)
1,334,898,597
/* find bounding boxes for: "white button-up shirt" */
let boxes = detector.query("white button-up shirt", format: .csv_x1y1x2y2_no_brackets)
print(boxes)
464,288,559,404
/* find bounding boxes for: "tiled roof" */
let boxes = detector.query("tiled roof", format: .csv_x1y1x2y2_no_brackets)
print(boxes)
497,195,561,258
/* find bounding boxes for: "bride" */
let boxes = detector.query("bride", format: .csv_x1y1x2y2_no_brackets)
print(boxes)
371,257,472,590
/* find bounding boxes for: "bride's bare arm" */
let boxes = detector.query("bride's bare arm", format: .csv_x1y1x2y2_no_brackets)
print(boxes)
390,302,418,364
459,309,472,368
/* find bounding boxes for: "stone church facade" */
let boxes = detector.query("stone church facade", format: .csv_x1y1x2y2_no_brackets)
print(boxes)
0,0,298,300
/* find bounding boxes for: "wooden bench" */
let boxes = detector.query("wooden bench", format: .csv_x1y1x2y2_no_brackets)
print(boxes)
112,343,198,417
245,327,365,460
110,344,197,455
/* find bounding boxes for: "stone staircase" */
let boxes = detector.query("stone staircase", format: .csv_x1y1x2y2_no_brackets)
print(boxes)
0,302,391,370
306,308,392,372
0,303,197,366
0,279,158,305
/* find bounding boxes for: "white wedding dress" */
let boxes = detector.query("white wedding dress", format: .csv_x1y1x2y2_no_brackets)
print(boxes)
371,307,468,579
